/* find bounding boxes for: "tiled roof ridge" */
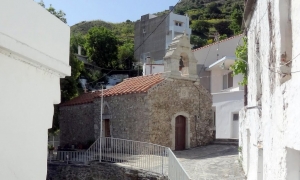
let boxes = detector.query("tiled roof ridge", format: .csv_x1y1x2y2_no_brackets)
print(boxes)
123,73,163,81
60,73,165,106
192,34,244,52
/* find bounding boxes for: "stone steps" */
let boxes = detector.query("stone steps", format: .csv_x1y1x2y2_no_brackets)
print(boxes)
212,138,239,146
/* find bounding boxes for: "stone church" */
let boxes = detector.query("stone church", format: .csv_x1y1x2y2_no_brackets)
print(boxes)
59,33,214,150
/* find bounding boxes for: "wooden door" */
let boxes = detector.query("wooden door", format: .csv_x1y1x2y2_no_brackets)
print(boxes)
175,115,186,150
104,119,110,137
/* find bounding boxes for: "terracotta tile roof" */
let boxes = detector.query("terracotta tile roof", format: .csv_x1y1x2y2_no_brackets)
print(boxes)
97,73,164,98
60,90,104,107
60,73,164,107
192,34,244,52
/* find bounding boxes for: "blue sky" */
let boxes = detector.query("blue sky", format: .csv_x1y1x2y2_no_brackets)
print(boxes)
36,0,179,26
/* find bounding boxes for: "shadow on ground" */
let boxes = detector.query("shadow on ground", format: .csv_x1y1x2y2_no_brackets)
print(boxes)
174,145,246,180
174,145,238,160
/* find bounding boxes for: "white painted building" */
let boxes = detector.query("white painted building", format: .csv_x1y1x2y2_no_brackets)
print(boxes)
165,12,192,51
134,9,192,63
0,0,70,179
193,34,244,139
143,63,164,76
239,0,300,179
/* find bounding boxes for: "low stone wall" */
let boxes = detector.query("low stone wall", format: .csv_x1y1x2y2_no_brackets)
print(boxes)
47,162,167,180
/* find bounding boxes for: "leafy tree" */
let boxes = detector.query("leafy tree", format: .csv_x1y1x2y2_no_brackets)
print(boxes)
206,3,221,14
229,8,243,34
206,39,214,45
191,20,210,39
230,37,248,85
118,42,135,70
61,53,84,101
214,21,233,36
70,34,86,55
38,0,67,23
219,34,228,40
84,27,119,69
190,35,207,49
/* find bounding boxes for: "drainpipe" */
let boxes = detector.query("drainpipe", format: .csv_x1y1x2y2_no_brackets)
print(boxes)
244,85,248,106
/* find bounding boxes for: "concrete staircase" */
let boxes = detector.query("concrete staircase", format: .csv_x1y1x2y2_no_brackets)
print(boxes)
212,139,239,146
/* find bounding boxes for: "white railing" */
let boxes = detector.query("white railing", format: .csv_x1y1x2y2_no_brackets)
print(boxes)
55,137,191,179
168,149,191,180
85,137,101,162
56,150,86,163
100,137,168,174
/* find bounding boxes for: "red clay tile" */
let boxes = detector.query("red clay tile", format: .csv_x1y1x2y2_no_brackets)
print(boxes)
60,73,164,106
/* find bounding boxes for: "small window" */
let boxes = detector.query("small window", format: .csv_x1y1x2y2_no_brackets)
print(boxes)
175,21,182,26
228,72,233,88
223,72,233,89
223,74,228,89
233,114,239,121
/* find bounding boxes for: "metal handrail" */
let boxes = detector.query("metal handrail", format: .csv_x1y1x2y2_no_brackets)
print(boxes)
168,149,191,180
55,137,191,180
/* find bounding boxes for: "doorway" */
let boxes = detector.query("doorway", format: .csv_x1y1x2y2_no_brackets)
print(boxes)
175,115,186,150
104,119,110,137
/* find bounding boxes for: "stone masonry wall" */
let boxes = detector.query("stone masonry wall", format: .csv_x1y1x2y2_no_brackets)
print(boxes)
59,103,95,147
93,93,150,142
147,78,214,148
47,162,167,180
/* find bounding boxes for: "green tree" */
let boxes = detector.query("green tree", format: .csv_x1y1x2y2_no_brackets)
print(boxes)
70,34,86,55
84,27,119,69
214,21,233,36
38,0,67,23
118,42,135,70
191,20,210,39
190,35,207,49
229,8,243,34
206,2,222,14
60,53,84,102
219,34,228,40
230,37,248,85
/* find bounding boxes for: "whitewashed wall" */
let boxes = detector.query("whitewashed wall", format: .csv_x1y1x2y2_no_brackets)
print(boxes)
240,0,300,179
193,35,243,67
0,0,70,179
143,64,164,76
215,100,243,139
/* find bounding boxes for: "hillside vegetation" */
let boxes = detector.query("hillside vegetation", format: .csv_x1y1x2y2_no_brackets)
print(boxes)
71,20,134,44
71,0,243,49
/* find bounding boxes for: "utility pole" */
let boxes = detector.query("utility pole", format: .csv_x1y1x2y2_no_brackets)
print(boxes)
99,84,103,162
209,32,220,60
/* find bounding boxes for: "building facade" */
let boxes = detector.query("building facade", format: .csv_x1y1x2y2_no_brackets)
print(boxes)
140,34,245,139
60,34,214,150
193,34,245,139
239,0,300,179
134,10,191,63
0,0,70,179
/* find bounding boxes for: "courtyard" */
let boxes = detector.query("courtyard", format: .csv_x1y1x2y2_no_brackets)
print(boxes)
174,145,246,180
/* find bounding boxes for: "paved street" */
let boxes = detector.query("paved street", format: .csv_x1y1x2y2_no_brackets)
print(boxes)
174,145,246,180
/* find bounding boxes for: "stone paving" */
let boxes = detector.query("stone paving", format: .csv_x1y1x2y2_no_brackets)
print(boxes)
174,145,246,180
